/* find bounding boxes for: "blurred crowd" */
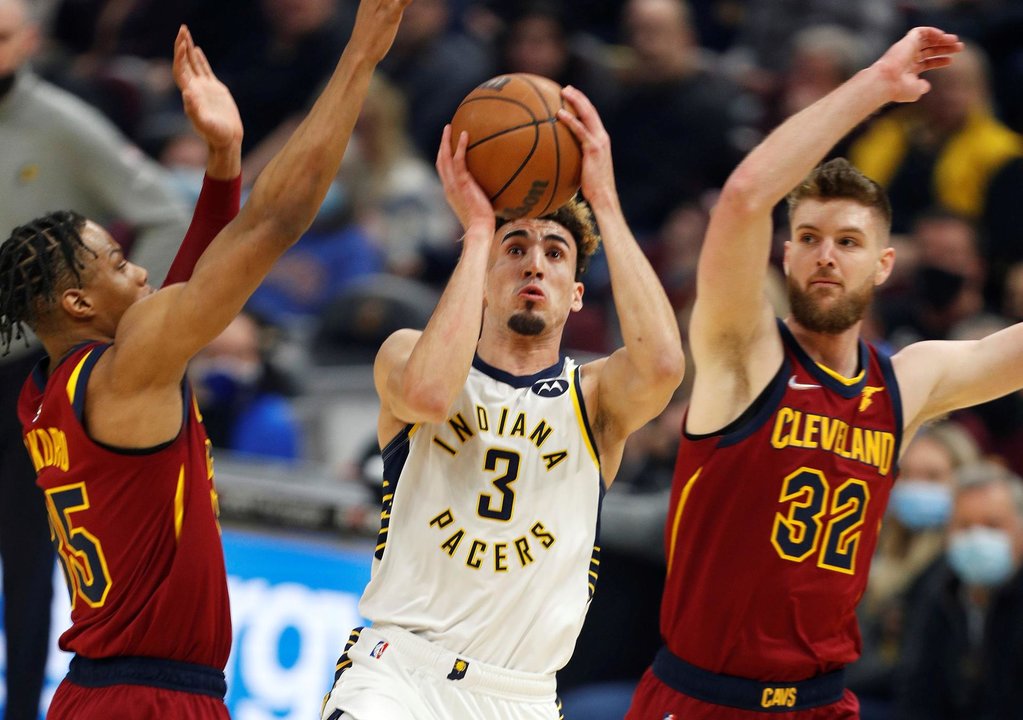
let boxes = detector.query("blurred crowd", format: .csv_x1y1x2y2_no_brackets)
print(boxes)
5,0,1023,718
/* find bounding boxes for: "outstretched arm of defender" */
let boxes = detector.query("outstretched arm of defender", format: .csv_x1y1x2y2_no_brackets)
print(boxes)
692,28,962,355
895,324,1023,436
558,87,684,477
112,0,410,388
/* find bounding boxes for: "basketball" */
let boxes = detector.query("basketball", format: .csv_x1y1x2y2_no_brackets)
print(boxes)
449,73,582,219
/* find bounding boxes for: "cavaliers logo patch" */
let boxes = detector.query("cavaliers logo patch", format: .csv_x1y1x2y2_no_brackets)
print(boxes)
447,658,469,680
531,378,568,398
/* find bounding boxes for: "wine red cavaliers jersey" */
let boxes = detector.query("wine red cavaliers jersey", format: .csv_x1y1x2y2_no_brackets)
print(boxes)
661,321,902,681
16,341,231,668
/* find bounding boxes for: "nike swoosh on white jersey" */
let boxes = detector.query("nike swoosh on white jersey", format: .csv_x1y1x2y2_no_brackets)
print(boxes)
788,375,822,391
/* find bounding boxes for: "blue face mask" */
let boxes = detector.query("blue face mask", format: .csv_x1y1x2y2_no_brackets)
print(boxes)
889,479,952,530
947,526,1016,587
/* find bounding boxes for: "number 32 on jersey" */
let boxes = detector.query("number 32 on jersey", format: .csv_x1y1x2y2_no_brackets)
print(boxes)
771,467,870,574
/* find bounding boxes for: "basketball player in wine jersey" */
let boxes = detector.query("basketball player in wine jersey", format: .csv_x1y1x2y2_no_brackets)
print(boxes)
0,2,409,717
320,87,685,720
623,26,1023,720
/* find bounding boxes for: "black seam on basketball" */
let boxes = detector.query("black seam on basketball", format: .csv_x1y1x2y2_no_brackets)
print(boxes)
522,76,560,216
490,128,542,202
455,96,541,148
465,120,549,150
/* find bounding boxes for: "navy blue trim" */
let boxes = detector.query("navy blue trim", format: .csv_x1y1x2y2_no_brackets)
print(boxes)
684,359,791,448
874,345,903,471
472,354,565,389
29,355,49,394
67,655,226,699
652,647,845,713
69,344,110,424
778,320,868,399
572,363,601,468
377,426,412,560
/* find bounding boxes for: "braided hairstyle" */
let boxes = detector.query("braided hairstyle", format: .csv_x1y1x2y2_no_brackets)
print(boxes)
0,211,94,355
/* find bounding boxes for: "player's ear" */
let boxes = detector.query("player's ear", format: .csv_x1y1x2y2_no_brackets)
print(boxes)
570,281,584,313
875,246,896,286
61,288,94,320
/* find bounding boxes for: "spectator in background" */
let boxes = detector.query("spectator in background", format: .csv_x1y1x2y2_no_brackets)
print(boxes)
212,0,356,168
339,73,459,281
880,209,986,348
190,310,303,462
767,24,868,156
378,0,494,160
895,461,1023,719
723,0,897,100
850,421,981,718
0,1,190,717
608,0,753,238
849,43,1023,236
495,1,619,117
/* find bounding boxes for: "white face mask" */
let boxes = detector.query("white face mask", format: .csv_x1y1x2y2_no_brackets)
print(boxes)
947,526,1017,587
890,479,952,530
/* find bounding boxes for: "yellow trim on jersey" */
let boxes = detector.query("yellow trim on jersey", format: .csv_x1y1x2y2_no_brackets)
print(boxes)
408,423,421,437
174,465,185,540
667,467,702,571
814,362,864,386
65,349,95,405
568,367,599,469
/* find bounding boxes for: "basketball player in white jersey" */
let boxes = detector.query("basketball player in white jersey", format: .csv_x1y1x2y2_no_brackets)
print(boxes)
320,86,685,720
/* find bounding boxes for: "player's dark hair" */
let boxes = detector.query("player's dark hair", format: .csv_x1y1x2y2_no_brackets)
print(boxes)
0,211,92,354
786,158,892,233
497,196,601,279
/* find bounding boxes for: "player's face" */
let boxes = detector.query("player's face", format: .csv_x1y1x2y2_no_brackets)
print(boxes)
74,221,152,333
486,219,583,337
784,199,894,334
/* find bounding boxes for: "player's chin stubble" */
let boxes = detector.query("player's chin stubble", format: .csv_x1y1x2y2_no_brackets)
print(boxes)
508,311,546,336
787,275,874,334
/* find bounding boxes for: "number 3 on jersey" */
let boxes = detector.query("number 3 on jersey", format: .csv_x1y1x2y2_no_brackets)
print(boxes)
478,448,520,521
45,483,112,608
771,467,870,574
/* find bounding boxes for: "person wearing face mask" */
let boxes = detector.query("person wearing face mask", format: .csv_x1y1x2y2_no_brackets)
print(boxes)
188,310,303,462
893,460,1023,719
847,422,979,718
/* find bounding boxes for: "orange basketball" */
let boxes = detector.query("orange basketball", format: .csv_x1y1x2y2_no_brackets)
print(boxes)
449,73,582,219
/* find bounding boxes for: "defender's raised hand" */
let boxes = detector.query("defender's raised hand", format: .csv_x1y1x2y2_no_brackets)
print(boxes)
173,25,243,157
874,27,963,104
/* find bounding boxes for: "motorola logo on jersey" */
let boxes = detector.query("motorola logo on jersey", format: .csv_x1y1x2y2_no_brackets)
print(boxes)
531,378,568,397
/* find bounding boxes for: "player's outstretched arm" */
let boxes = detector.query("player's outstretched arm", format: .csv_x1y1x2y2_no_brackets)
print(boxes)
693,28,962,349
895,324,1023,436
557,87,684,474
162,25,243,288
374,126,493,440
173,25,242,181
112,0,410,387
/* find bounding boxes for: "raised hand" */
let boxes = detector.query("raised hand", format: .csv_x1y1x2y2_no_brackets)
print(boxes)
557,86,617,210
436,124,495,235
173,25,243,154
349,0,414,64
874,27,963,104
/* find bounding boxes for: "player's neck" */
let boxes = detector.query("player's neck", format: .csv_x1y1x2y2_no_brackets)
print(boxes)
476,327,563,377
784,317,863,378
41,326,112,371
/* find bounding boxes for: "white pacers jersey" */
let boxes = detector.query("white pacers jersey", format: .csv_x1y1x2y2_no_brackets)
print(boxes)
360,355,604,676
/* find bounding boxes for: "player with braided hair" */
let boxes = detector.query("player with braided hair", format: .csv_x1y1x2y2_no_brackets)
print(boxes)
2,2,409,716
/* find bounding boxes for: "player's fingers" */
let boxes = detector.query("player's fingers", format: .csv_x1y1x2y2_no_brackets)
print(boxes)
193,46,214,78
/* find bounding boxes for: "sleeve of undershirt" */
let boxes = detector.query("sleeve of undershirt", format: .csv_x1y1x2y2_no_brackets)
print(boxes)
161,173,242,288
